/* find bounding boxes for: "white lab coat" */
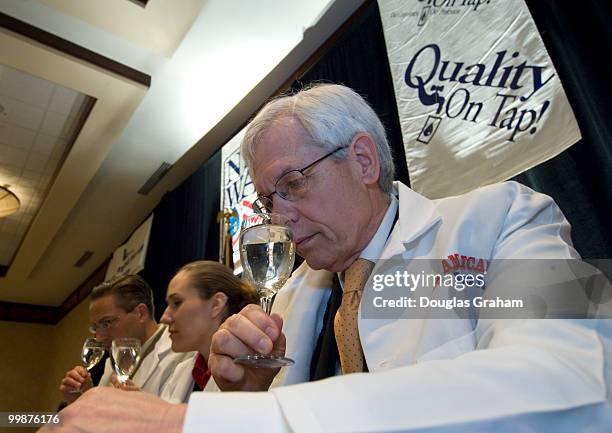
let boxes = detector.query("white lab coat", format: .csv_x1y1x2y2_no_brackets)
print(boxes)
99,325,193,397
159,353,220,403
185,181,612,433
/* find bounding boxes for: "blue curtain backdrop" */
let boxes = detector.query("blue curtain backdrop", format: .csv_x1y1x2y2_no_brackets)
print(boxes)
140,151,221,321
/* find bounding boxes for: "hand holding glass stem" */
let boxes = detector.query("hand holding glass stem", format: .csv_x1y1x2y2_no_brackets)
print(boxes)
236,212,295,368
68,338,105,394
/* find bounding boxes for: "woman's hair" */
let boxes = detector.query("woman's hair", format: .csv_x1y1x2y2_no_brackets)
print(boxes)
177,260,259,319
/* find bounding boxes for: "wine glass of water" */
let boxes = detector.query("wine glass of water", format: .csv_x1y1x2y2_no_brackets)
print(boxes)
82,338,105,370
236,212,295,368
111,337,141,384
69,338,105,394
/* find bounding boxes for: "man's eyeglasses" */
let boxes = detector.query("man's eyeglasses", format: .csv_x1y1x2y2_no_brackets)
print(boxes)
254,146,346,213
88,316,121,334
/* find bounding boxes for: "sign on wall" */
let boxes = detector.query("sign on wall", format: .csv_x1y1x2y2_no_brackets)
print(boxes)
221,129,256,274
105,214,153,281
378,0,581,198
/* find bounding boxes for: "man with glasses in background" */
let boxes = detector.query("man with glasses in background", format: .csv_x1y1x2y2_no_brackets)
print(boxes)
59,274,190,404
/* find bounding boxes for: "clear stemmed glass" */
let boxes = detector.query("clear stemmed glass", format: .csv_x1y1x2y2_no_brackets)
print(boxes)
69,338,106,394
82,338,106,370
235,212,296,368
111,337,141,384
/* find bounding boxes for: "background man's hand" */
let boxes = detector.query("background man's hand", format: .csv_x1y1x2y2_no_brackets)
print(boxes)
59,366,93,403
110,374,140,391
39,387,186,433
209,304,287,391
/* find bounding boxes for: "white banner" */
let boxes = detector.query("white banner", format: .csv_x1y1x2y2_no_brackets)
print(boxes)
105,214,153,281
221,130,256,274
378,0,581,198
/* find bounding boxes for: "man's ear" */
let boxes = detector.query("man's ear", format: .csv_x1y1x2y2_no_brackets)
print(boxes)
350,132,381,186
134,303,149,322
210,292,229,319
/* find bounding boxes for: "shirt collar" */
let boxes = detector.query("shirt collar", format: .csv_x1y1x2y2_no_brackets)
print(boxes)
360,193,398,261
141,324,165,356
394,181,441,246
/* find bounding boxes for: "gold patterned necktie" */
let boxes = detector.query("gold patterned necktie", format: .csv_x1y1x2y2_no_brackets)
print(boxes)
334,258,375,374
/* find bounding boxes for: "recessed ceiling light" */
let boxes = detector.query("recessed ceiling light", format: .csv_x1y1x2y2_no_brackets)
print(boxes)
0,185,21,218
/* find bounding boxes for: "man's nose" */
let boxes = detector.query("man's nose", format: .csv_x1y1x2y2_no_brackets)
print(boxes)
272,195,299,222
94,334,109,346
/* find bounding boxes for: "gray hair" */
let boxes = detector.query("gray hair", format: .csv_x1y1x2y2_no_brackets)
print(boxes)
241,83,395,193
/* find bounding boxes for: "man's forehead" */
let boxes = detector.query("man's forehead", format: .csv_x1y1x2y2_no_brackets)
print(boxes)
252,123,319,184
89,294,120,317
252,151,308,193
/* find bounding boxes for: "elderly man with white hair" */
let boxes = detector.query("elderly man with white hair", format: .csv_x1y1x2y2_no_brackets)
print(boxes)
42,84,611,433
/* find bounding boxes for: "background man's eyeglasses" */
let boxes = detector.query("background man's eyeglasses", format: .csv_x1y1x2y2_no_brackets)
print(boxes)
88,316,121,333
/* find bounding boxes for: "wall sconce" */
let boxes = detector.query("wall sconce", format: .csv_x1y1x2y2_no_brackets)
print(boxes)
0,185,20,217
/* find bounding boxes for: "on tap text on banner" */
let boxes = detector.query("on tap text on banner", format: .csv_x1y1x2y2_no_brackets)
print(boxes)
378,0,581,198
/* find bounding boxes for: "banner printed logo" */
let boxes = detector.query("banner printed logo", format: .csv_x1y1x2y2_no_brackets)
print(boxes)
221,133,256,271
223,145,255,211
417,115,442,144
406,42,553,143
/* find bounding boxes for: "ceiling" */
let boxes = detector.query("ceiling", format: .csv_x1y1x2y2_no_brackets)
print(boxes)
0,65,92,268
0,0,365,309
